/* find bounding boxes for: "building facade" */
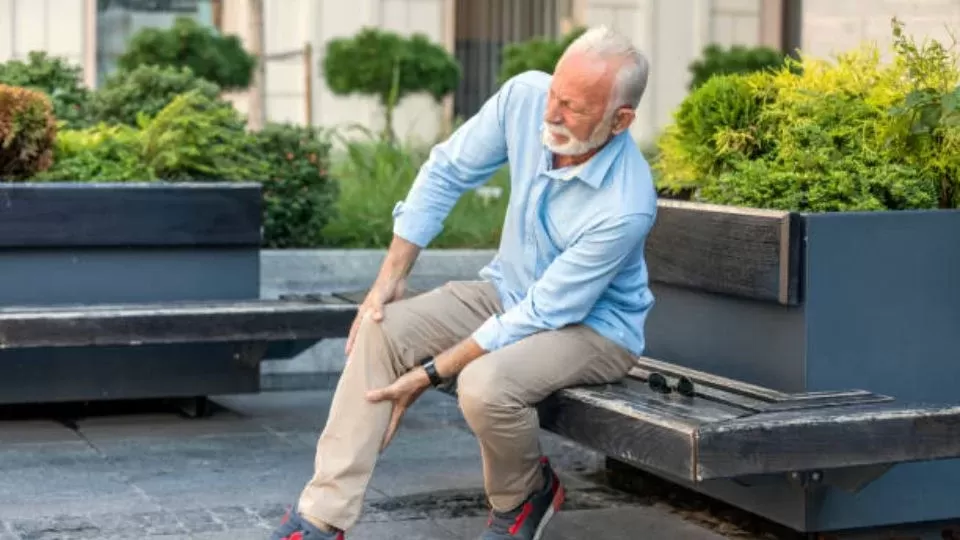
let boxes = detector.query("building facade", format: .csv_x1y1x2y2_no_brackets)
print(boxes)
2,0,958,147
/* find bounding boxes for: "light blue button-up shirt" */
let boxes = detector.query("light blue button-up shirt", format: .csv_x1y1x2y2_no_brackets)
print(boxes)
392,70,657,357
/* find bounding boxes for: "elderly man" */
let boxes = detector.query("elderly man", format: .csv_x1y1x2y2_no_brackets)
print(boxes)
273,25,656,540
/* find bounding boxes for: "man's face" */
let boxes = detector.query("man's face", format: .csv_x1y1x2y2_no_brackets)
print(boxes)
542,52,633,157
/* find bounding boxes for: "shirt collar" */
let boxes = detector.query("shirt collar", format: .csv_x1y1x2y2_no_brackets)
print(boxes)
539,126,628,189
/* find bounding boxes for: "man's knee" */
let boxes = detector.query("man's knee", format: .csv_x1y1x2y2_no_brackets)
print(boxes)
457,360,512,429
351,308,398,358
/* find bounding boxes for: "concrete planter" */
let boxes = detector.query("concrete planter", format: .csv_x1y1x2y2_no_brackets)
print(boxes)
258,248,496,389
640,200,960,533
0,182,266,404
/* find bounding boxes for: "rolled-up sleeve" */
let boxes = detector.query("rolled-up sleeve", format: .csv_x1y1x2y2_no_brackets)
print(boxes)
392,79,516,248
471,213,654,352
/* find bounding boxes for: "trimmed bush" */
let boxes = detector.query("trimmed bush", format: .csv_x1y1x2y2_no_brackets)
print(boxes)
655,18,960,211
687,43,791,90
322,28,461,138
140,90,268,181
118,17,256,91
251,123,339,248
0,84,57,180
0,51,92,129
89,65,222,127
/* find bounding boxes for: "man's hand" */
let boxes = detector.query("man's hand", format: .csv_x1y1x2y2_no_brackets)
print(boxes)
344,235,421,357
366,367,431,452
345,274,406,356
365,338,488,452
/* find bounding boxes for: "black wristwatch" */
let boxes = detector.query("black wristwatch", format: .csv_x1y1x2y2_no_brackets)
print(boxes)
422,359,444,387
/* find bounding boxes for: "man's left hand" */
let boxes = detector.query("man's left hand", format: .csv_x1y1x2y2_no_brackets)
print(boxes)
366,338,487,452
366,367,431,452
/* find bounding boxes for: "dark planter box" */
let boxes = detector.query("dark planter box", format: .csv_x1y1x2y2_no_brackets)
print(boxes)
0,182,295,404
639,199,960,532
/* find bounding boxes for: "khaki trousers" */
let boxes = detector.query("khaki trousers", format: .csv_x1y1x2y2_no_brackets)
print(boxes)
297,280,636,531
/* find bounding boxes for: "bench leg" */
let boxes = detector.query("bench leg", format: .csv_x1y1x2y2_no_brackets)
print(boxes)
173,396,212,419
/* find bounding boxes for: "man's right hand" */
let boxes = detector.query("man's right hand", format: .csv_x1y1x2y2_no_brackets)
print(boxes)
344,235,422,357
345,274,407,357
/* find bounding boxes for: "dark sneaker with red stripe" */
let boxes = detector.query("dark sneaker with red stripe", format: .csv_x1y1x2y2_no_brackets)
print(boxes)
270,504,345,540
480,457,565,540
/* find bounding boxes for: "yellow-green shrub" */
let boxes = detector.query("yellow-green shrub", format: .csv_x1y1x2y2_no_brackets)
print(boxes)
655,18,960,211
31,123,153,182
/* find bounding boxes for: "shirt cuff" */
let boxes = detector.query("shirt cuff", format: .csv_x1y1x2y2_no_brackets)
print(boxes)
391,201,442,248
471,314,510,352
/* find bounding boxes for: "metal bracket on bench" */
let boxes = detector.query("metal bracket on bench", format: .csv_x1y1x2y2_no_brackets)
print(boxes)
232,341,271,369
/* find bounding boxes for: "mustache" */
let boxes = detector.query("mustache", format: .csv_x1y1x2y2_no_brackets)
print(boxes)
544,122,573,136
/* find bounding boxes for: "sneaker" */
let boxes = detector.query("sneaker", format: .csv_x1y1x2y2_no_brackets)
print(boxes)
480,457,565,540
270,504,345,540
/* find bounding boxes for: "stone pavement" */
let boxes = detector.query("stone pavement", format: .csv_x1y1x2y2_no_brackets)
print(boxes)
0,389,747,540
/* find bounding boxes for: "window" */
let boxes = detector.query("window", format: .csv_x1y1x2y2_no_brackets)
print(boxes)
95,0,214,86
454,0,575,119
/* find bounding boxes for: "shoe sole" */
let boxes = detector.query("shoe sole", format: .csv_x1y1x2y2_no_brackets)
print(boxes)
532,483,565,540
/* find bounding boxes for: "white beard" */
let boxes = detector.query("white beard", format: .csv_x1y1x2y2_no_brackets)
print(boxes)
541,114,615,156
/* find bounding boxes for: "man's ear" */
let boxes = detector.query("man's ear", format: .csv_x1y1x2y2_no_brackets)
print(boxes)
611,108,635,134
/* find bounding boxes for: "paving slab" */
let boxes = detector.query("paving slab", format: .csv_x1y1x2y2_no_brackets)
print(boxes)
0,389,752,539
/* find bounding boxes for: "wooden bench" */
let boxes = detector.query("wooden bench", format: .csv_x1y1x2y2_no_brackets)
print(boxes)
286,199,960,537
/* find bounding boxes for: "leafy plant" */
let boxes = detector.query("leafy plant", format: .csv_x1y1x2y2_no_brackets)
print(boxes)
140,90,268,181
687,44,792,90
32,123,153,182
498,27,586,84
322,28,461,139
0,51,92,129
118,17,256,90
321,126,509,249
0,84,57,180
655,72,773,195
250,123,339,248
654,18,960,212
884,18,960,208
89,65,222,126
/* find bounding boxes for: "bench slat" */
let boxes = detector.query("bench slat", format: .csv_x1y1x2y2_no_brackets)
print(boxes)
696,402,960,481
0,299,355,349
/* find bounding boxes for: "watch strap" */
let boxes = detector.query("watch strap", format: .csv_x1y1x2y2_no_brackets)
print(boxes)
422,359,444,387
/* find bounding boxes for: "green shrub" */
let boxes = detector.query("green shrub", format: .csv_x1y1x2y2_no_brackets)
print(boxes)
498,27,586,84
89,65,222,126
655,18,960,211
140,90,268,181
321,128,508,248
687,44,791,90
322,28,461,138
655,72,773,194
31,123,153,182
0,84,57,180
118,17,255,90
0,51,92,129
251,123,339,248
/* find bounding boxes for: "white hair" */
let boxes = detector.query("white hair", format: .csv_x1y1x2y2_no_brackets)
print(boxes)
562,26,650,113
